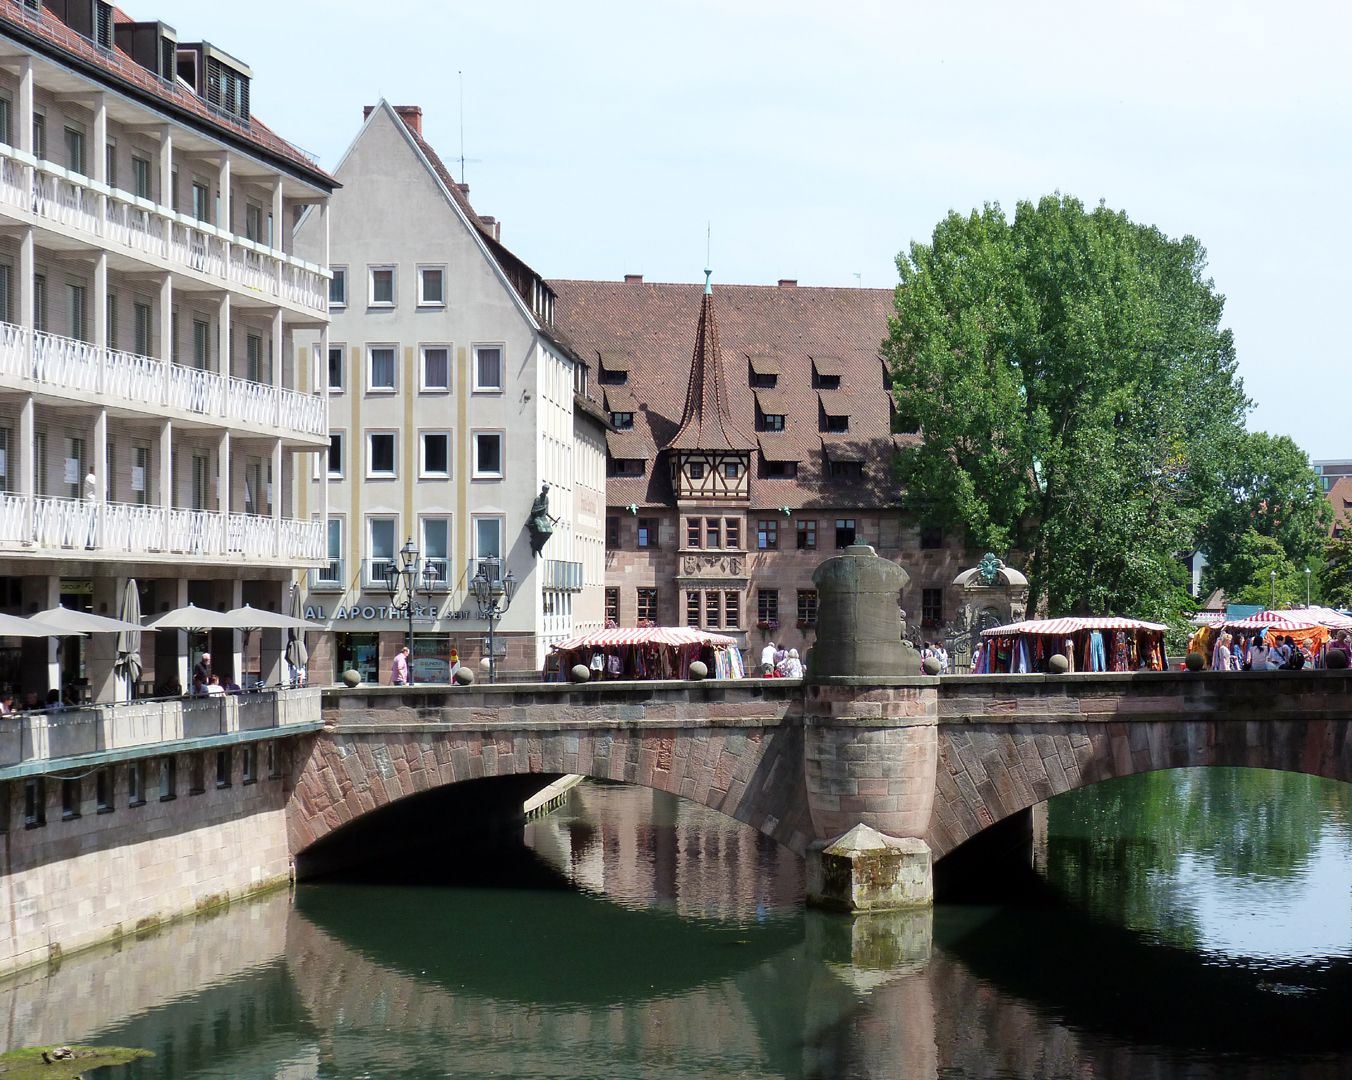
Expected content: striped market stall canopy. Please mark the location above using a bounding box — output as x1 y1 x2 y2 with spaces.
982 617 1169 637
554 627 741 650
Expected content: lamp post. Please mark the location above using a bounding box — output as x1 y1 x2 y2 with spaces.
384 537 439 686
1305 566 1312 607
470 556 516 684
1270 569 1277 610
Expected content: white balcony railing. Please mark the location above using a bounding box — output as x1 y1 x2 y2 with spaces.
0 495 324 564
0 142 327 316
0 322 327 440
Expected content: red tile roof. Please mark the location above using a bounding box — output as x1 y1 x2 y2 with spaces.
548 277 901 511
665 287 756 453
0 2 333 187
1327 476 1352 534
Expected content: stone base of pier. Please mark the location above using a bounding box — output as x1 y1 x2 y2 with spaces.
806 824 933 912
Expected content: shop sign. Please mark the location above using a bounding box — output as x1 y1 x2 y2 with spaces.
305 603 479 623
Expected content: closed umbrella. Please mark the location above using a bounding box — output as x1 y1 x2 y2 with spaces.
284 588 310 686
114 578 142 702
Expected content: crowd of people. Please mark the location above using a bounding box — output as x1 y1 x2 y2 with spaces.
758 641 804 678
1207 629 1350 671
920 641 951 673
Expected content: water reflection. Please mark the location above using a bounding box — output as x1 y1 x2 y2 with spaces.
0 771 1347 1078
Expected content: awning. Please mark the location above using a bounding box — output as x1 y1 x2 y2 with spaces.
1216 611 1319 632
982 617 1169 637
555 626 739 650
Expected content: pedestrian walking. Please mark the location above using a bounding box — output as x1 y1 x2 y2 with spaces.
391 646 410 685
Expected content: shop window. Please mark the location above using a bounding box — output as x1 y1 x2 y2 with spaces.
797 589 818 626
797 520 817 550
922 588 943 628
337 633 380 686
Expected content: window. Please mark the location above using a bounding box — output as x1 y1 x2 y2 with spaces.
417 265 445 306
420 345 451 392
327 432 344 479
605 587 619 626
242 745 257 784
473 344 504 391
127 762 144 806
829 460 864 479
797 589 819 625
133 301 153 356
268 742 283 779
685 590 700 627
686 518 700 548
599 363 626 385
724 591 740 629
215 748 232 788
758 519 779 550
920 525 944 550
0 96 10 146
192 317 210 369
246 332 266 383
763 460 797 479
191 180 210 222
473 516 503 560
723 462 739 479
32 113 45 161
67 283 87 342
420 431 451 478
758 589 779 625
244 203 263 243
637 518 658 548
368 516 397 586
318 517 343 587
421 517 450 588
835 518 857 548
609 458 645 476
158 756 176 800
33 274 46 333
705 591 720 629
922 587 943 628
369 265 395 306
23 778 44 827
750 371 776 389
705 517 721 549
611 412 634 430
106 289 117 348
797 520 817 549
105 139 117 188
724 519 741 549
812 366 841 390
0 263 11 324
472 431 504 479
131 154 151 199
824 414 849 433
688 462 705 480
62 777 80 819
189 753 206 794
637 588 658 623
64 125 85 174
367 431 396 478
328 344 345 392
760 413 785 431
329 267 347 307
367 345 396 391
606 515 620 549
96 768 112 813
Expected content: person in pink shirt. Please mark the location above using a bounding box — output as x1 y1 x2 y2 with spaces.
390 646 410 685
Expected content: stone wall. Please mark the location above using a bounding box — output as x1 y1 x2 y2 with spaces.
0 747 295 979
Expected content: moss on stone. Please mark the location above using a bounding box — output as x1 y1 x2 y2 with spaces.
0 1045 151 1077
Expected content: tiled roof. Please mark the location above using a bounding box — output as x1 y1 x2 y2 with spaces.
665 286 756 453
549 277 901 511
0 2 333 187
1327 476 1352 532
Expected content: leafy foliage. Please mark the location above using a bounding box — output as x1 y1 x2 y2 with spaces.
884 194 1248 617
1318 526 1352 609
1222 530 1314 608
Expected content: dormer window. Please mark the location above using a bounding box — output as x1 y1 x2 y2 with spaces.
611 412 634 431
824 414 849 433
751 371 776 388
749 354 780 388
812 356 843 389
609 458 645 477
760 413 785 432
599 353 630 385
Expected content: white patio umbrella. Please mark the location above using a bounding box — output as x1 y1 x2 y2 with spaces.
143 603 248 630
29 605 147 635
0 611 68 638
223 604 322 630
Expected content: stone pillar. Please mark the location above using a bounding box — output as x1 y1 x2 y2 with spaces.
804 542 936 910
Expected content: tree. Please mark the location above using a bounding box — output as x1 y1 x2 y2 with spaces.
1318 526 1352 609
1221 529 1312 608
883 194 1248 617
1200 432 1329 600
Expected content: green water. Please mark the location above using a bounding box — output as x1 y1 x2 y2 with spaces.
3 769 1351 1078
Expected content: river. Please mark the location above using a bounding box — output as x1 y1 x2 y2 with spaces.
2 767 1350 1078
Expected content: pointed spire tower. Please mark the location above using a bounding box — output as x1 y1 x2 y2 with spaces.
663 269 755 502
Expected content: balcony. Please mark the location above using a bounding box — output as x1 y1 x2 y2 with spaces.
0 146 328 317
543 559 584 591
0 321 326 441
0 494 324 566
0 688 322 772
309 558 346 592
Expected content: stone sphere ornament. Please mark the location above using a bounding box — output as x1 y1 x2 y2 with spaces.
480 656 492 671
570 664 592 683
688 660 709 681
1048 653 1069 674
454 667 474 685
922 656 942 676
1185 651 1206 672
341 669 361 688
1327 648 1349 670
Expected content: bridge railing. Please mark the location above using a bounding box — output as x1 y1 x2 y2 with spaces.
0 688 321 769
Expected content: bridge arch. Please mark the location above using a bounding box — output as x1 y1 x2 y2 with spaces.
929 714 1352 858
287 722 814 861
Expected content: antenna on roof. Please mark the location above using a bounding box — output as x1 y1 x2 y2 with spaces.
458 70 466 182
853 272 862 288
706 221 711 266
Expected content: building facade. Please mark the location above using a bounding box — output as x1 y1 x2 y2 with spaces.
0 1 332 699
549 274 971 661
295 102 605 684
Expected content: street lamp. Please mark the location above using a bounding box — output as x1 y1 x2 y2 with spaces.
1305 566 1312 607
384 537 440 685
1270 569 1277 610
470 556 516 684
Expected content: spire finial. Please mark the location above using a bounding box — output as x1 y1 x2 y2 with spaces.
703 267 712 296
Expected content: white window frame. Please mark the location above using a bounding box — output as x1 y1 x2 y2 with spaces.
365 515 398 588
472 342 505 393
472 515 504 560
320 430 344 480
471 429 505 480
366 343 397 393
417 264 446 307
329 266 347 308
420 514 452 590
366 429 398 480
325 342 345 394
419 429 452 480
419 343 452 393
317 514 344 588
368 264 396 308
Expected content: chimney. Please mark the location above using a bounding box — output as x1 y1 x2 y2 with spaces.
624 274 644 284
479 215 500 242
778 278 798 288
393 105 423 135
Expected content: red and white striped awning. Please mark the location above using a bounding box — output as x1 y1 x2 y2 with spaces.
554 626 740 650
982 616 1168 638
1214 610 1319 631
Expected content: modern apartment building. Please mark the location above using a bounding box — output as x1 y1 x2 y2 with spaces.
0 1 333 697
295 102 605 683
550 274 972 660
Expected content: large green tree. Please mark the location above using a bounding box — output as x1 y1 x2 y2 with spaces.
1200 432 1329 600
1318 527 1352 609
884 194 1248 616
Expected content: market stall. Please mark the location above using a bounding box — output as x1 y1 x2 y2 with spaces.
1188 610 1328 668
548 627 747 681
974 617 1168 673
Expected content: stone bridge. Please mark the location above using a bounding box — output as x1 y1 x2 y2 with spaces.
292 670 1352 904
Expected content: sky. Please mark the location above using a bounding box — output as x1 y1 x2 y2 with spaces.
175 0 1349 460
